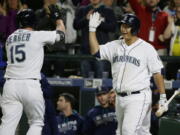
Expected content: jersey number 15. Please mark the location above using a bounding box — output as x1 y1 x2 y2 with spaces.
10 44 26 63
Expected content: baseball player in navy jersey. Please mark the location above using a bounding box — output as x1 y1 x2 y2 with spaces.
56 93 84 135
40 73 59 135
89 13 167 135
83 87 117 135
0 9 65 135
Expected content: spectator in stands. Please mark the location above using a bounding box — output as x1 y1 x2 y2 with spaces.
0 0 26 39
174 0 180 7
0 3 7 68
163 5 180 79
107 0 134 40
71 0 82 7
22 0 43 11
80 0 90 6
128 0 170 56
163 0 177 16
56 93 84 135
0 0 26 69
102 0 113 7
0 3 7 43
35 0 58 31
73 0 117 78
83 87 117 135
57 0 77 45
0 0 27 40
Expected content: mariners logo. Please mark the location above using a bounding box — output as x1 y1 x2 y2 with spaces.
112 55 140 67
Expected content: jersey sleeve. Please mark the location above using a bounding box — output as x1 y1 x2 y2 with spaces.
99 41 116 62
36 31 57 46
147 46 164 73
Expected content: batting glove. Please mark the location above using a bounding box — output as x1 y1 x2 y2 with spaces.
159 94 168 111
48 4 62 21
89 12 103 32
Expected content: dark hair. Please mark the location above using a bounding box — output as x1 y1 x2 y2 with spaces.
59 93 76 109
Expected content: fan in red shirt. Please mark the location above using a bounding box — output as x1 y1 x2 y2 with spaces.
128 0 170 55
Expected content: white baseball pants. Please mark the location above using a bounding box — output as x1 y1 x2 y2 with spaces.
116 89 152 135
0 79 45 135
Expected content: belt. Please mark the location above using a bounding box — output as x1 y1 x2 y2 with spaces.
117 90 140 97
6 78 38 80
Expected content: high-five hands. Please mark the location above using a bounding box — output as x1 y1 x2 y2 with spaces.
89 12 103 32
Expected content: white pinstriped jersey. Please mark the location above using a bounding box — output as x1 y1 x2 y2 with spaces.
5 29 57 79
99 38 163 92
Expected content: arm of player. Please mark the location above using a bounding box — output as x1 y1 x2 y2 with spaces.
89 12 103 55
56 19 65 33
153 73 166 94
89 30 99 55
153 72 168 110
55 19 66 42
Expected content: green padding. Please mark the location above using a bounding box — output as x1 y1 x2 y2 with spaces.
158 116 180 135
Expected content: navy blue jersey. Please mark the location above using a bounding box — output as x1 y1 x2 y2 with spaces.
40 73 54 99
40 73 59 135
56 111 84 135
83 105 117 135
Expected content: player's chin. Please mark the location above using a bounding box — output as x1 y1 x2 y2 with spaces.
121 34 129 39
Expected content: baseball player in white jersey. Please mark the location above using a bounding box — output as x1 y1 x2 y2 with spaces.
0 9 65 135
89 13 167 135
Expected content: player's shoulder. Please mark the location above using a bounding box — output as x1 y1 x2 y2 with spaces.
11 29 31 34
105 39 121 46
7 29 33 40
56 112 65 120
72 112 84 120
139 38 155 49
32 30 56 37
87 106 101 115
34 30 55 33
139 38 157 54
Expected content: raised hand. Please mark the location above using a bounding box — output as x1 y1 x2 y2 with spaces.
89 12 103 32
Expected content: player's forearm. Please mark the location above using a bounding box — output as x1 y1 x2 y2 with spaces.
56 19 65 33
89 32 100 55
153 73 166 94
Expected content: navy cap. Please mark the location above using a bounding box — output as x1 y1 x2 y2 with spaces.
96 86 109 95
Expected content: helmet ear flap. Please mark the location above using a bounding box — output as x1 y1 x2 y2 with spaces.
131 27 138 35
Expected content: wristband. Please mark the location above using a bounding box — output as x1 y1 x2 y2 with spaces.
89 27 96 32
160 94 166 99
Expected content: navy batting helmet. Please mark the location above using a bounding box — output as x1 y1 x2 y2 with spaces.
120 13 140 35
16 9 36 28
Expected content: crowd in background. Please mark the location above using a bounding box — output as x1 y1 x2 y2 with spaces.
0 0 179 80
0 0 180 135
